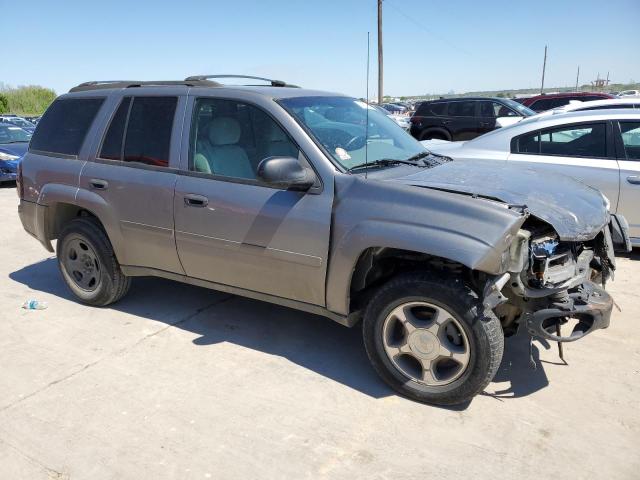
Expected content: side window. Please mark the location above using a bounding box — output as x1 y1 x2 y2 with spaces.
190 98 299 181
515 123 607 157
448 101 475 117
620 122 640 160
30 97 104 157
418 102 447 116
124 97 177 167
99 98 131 160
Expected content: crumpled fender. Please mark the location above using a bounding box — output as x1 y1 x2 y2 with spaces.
325 175 527 315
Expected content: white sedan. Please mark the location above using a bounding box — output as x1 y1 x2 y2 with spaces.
422 109 640 245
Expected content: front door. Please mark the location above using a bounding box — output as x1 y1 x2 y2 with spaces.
615 120 640 241
173 96 333 306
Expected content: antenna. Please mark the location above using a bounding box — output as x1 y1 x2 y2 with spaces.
365 31 370 179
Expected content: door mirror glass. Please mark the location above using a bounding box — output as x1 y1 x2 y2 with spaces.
257 156 316 191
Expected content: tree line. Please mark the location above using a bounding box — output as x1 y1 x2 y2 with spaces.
0 85 57 116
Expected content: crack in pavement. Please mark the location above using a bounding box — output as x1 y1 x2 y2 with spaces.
0 434 69 479
0 295 233 414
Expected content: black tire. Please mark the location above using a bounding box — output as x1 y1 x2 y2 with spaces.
420 130 449 141
57 217 131 306
362 272 503 406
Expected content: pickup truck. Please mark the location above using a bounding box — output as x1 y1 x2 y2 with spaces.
17 76 630 405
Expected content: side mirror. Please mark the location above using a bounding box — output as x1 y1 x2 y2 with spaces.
257 156 316 191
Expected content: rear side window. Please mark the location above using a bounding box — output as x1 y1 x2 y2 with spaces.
417 102 447 116
30 98 104 157
530 98 568 111
99 96 177 167
448 101 475 117
514 123 607 158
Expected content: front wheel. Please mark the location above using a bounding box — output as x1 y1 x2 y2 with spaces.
362 273 503 406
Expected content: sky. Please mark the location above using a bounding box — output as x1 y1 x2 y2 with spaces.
2 0 639 97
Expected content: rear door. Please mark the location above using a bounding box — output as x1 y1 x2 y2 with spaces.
507 121 620 210
173 94 333 306
614 120 640 241
80 92 186 273
447 100 479 140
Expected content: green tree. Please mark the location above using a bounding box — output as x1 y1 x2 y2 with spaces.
2 86 57 115
0 93 9 114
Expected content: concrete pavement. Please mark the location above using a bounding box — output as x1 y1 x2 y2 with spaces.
0 186 638 479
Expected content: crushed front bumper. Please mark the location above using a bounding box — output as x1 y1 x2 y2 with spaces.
523 281 612 343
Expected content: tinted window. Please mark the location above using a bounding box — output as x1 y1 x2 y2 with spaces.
190 98 299 180
448 101 475 117
30 98 104 156
516 123 607 157
99 97 131 160
479 101 518 117
123 97 177 167
417 102 447 116
530 98 569 111
620 122 640 160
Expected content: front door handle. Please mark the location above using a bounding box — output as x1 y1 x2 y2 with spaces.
442 120 452 125
184 194 208 207
89 179 108 190
627 175 640 185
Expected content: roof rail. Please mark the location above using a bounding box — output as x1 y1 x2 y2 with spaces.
184 75 299 88
69 79 222 93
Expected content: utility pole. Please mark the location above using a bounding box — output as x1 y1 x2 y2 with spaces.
377 0 383 104
575 65 580 91
540 45 547 94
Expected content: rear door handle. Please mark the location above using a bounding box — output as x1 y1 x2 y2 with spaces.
627 175 640 185
184 194 208 207
442 120 452 125
89 179 108 190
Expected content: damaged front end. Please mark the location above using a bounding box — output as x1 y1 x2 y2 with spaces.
484 214 629 347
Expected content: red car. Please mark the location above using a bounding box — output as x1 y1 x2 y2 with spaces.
517 92 615 112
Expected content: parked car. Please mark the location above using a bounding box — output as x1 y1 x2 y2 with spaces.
0 115 36 134
618 90 640 98
372 105 411 130
18 76 628 406
422 109 640 245
410 97 536 141
380 103 407 114
0 122 31 184
518 92 615 112
534 98 640 117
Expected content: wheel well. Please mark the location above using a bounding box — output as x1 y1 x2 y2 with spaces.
349 247 475 315
47 203 103 240
420 128 451 141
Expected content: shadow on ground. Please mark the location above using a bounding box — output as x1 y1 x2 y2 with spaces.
10 258 554 407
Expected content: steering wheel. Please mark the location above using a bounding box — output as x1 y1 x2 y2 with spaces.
344 135 367 150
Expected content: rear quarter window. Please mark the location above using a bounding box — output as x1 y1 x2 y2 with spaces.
416 102 447 116
29 97 105 157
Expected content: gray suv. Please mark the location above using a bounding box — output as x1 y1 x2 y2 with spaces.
17 76 630 406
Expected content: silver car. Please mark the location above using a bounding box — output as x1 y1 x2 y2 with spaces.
17 77 629 406
423 109 640 245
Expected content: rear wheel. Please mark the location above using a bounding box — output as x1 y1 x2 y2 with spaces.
57 217 130 306
362 272 503 405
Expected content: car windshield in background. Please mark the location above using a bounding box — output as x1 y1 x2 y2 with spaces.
502 98 535 116
0 125 32 144
8 118 35 128
279 96 427 170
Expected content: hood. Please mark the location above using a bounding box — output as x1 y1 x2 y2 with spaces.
388 159 608 241
421 139 467 154
0 142 29 158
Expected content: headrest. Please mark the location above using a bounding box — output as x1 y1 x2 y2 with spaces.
208 117 241 146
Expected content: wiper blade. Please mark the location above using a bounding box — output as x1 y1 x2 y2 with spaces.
346 158 420 172
405 151 431 162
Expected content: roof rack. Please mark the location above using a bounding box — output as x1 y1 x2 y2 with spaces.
184 75 299 88
69 79 222 93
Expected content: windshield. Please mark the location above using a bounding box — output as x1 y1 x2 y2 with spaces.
279 96 427 170
501 98 535 116
0 125 32 144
